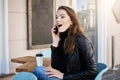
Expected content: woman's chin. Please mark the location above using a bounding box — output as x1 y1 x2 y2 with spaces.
58 29 65 33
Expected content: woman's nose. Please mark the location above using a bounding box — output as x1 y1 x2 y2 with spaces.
56 17 60 22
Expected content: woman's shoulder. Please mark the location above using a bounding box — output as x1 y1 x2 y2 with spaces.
76 34 92 47
76 34 88 42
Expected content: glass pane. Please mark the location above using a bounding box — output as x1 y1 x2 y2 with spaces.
77 0 97 61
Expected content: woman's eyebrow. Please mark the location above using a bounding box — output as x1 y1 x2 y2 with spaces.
60 14 65 16
56 14 65 17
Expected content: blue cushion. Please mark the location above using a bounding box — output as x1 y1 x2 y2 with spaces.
94 63 108 80
13 72 37 80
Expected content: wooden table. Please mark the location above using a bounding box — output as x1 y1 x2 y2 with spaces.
11 56 51 72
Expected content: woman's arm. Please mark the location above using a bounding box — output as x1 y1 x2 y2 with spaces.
63 36 98 80
51 45 60 69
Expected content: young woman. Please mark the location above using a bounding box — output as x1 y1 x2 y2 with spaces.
33 6 98 80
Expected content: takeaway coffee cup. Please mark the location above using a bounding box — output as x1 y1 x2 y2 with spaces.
36 53 43 66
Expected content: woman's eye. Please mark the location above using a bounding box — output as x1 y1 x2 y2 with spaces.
61 16 65 18
56 16 58 19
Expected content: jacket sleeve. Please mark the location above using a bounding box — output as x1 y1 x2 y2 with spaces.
50 45 60 68
50 45 66 72
63 37 98 80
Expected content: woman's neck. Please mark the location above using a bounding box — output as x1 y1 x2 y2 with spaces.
59 29 69 40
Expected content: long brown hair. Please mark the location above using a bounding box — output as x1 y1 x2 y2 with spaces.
58 6 85 54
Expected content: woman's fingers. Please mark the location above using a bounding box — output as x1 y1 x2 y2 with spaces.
44 67 63 79
51 26 55 31
45 67 55 73
48 74 56 78
45 67 55 75
45 67 52 71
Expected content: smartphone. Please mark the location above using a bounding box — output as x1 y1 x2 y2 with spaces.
54 26 58 34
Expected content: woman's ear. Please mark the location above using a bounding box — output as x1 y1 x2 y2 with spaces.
69 24 72 28
70 21 73 25
70 23 73 26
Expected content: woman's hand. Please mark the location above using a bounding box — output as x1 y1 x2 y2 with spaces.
45 67 63 79
51 26 60 47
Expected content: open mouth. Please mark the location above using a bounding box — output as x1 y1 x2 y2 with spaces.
58 24 62 27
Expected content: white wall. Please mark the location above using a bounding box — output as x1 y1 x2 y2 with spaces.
56 0 68 11
0 0 9 74
106 0 120 67
98 0 120 67
95 0 120 67
0 1 3 73
97 0 108 64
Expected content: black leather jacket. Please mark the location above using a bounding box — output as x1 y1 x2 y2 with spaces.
51 34 98 80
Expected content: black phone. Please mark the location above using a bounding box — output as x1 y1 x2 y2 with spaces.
54 26 58 34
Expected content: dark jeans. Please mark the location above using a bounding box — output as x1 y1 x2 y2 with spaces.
33 66 59 80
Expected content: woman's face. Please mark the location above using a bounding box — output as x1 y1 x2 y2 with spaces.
56 9 72 32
